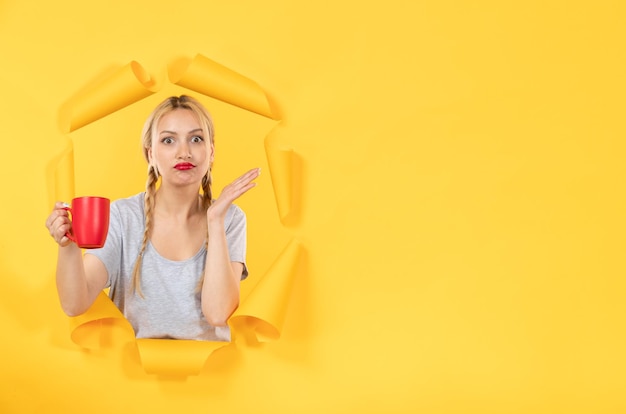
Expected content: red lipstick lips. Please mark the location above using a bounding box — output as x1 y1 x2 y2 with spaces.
174 163 195 170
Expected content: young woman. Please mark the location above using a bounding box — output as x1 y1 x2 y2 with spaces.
45 95 259 341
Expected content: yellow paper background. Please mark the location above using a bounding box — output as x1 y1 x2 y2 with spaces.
1 1 625 413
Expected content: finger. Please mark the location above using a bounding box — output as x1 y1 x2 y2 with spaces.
45 211 60 229
231 168 261 186
50 215 71 238
46 208 69 229
215 182 258 208
244 167 261 180
55 224 72 245
239 167 260 178
228 181 257 200
59 234 71 246
50 202 70 217
243 167 260 177
228 178 258 197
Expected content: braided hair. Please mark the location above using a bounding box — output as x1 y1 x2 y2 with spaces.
131 95 215 297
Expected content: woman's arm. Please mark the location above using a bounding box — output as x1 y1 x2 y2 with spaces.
201 168 259 326
202 221 244 326
47 202 108 316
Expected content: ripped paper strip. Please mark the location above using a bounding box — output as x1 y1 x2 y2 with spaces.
137 338 226 376
59 61 158 133
45 141 75 209
57 54 302 376
265 143 298 224
230 239 303 342
169 54 279 120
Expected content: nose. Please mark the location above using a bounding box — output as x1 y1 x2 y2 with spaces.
177 141 191 159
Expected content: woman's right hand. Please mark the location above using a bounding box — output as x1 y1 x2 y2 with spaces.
45 202 73 247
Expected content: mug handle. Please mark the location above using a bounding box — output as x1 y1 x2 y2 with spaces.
62 204 77 244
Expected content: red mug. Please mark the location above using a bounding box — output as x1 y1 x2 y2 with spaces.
63 196 110 249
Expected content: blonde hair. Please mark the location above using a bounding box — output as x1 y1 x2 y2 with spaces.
132 95 215 297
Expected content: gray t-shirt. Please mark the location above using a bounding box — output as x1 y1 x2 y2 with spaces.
86 193 248 341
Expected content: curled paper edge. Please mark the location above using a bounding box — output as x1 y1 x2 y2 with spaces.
69 291 134 349
59 61 158 133
46 139 75 207
136 339 227 376
265 141 299 224
169 54 280 120
231 238 303 343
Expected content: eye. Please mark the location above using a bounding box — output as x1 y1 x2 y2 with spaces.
191 135 204 143
161 137 174 144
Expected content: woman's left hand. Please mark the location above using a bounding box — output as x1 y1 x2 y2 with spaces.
207 168 260 223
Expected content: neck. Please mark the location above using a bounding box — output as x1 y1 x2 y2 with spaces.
154 185 202 219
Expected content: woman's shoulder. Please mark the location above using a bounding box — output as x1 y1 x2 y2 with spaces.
227 202 244 214
110 193 145 219
221 202 244 216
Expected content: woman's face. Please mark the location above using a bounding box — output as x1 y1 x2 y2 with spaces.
148 108 214 187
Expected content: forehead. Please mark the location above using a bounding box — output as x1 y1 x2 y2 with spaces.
157 108 202 132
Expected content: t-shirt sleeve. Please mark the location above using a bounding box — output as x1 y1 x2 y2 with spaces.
85 201 124 289
225 204 248 280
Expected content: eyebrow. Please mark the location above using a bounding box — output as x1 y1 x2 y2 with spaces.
159 128 203 135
